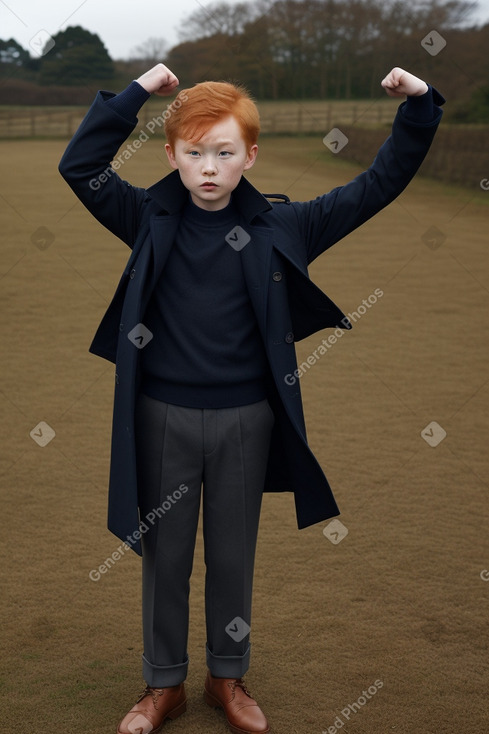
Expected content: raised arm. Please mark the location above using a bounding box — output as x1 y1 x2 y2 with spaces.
58 64 179 248
292 68 445 264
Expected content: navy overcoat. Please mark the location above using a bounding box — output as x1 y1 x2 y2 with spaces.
59 87 444 555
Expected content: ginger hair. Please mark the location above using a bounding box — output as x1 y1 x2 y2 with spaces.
164 81 260 149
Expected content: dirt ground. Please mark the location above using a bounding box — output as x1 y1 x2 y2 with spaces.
1 131 488 734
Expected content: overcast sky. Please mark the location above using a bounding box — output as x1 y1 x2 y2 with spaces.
1 0 488 59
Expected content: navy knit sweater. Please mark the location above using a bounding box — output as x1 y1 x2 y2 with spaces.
139 196 269 408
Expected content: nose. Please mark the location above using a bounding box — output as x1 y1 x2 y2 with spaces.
202 156 217 175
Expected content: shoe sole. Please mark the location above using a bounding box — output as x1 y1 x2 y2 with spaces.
203 689 270 734
116 698 187 734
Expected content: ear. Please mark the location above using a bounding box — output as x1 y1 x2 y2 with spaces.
243 144 258 172
165 143 178 170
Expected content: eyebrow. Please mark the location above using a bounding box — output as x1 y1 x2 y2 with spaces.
187 139 236 147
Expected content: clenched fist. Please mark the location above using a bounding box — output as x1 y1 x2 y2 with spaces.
136 63 179 96
381 67 428 97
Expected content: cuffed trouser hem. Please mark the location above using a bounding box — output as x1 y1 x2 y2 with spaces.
206 643 251 678
142 654 189 687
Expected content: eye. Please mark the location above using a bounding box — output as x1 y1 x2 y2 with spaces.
188 150 200 156
219 150 233 157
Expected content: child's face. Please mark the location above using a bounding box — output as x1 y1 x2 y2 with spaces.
165 115 258 211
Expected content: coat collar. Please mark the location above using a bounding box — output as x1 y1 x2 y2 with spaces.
145 169 273 223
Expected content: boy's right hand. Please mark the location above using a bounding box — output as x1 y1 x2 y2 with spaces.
136 63 179 96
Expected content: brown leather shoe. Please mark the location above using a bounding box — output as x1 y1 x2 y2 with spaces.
204 671 270 734
117 683 186 734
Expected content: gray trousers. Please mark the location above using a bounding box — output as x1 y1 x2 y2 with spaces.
134 392 275 687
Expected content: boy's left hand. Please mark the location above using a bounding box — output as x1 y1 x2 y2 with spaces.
381 67 428 97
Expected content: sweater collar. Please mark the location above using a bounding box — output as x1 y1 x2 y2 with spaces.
145 169 272 223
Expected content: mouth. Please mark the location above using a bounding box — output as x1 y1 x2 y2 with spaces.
200 182 218 189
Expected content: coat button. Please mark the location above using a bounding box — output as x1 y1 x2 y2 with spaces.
115 373 119 384
119 323 124 331
129 269 136 279
272 271 282 282
285 331 294 343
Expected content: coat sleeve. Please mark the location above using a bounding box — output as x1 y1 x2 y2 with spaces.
291 86 445 265
58 90 153 249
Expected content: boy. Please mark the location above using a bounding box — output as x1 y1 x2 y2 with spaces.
59 64 444 734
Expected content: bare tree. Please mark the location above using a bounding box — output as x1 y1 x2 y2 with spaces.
129 37 169 65
167 0 483 100
177 1 259 41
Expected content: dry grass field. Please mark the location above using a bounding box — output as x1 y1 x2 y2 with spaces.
1 129 488 734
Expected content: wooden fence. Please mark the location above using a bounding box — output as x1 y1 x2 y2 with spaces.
0 99 399 139
1 102 487 189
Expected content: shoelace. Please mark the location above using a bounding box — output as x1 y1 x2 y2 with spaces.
228 678 252 698
136 686 166 709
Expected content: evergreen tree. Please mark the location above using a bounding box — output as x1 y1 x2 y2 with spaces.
38 26 114 85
